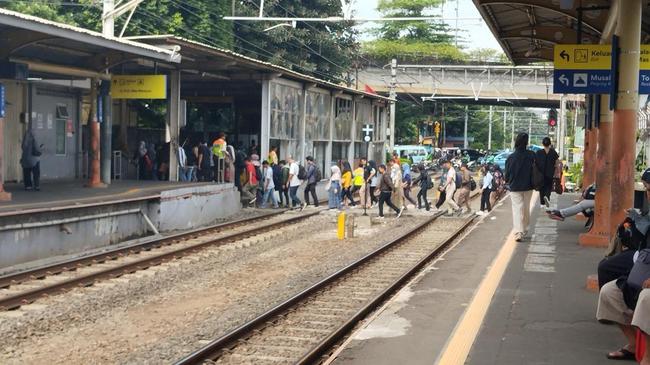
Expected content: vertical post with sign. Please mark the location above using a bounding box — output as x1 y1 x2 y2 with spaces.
362 123 373 216
0 83 10 200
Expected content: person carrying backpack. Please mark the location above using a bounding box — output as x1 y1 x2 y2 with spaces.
277 160 290 208
302 156 319 208
413 164 433 211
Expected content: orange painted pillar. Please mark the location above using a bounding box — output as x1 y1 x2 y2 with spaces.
610 0 641 235
0 113 11 201
580 95 612 247
87 79 103 188
582 101 598 188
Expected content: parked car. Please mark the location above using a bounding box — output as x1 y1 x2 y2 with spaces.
394 145 430 165
492 151 511 170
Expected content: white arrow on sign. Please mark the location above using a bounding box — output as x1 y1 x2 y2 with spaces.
559 74 569 86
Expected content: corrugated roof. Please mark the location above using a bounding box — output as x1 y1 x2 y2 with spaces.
0 8 180 63
131 35 392 102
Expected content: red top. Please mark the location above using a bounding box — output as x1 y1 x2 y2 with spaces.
246 162 258 185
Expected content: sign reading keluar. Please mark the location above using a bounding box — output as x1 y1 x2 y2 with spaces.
553 44 650 94
111 75 167 99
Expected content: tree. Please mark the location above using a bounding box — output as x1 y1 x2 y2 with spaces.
232 0 358 83
362 0 463 63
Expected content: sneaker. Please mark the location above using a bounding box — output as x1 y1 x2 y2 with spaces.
540 204 546 210
476 211 485 216
377 216 385 220
396 206 404 218
300 202 307 211
514 232 523 242
548 210 565 221
248 197 256 205
544 196 551 208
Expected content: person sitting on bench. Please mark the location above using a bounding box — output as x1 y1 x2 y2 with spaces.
546 183 595 221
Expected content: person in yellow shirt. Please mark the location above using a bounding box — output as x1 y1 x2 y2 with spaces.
267 146 278 166
341 161 356 207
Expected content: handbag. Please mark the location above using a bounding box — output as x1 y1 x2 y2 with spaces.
532 161 544 191
552 177 563 195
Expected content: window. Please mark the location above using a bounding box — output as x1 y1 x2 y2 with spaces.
56 119 66 155
334 98 352 141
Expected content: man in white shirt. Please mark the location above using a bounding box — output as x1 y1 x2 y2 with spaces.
440 160 460 215
178 144 191 182
285 156 302 209
261 160 278 208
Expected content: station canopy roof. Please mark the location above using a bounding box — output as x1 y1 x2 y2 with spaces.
473 0 650 65
0 8 180 77
131 35 391 101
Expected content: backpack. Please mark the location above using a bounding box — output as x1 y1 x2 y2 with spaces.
469 178 477 191
616 217 648 251
426 174 433 189
272 165 282 188
255 166 262 182
314 166 322 181
455 171 462 187
297 164 307 180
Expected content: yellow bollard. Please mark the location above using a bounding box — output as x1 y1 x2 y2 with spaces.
337 212 346 240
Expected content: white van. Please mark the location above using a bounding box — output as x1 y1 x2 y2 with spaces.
394 145 430 165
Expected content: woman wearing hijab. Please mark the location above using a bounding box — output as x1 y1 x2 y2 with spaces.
391 162 404 209
401 163 417 207
505 132 536 242
327 165 342 210
340 161 356 207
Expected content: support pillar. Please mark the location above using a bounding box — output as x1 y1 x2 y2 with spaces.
100 80 112 185
611 0 641 235
167 70 180 182
0 86 11 200
579 95 613 247
87 79 103 188
463 105 468 149
582 127 598 188
487 105 493 150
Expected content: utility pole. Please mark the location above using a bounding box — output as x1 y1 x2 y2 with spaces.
442 103 446 147
463 105 468 149
488 105 493 150
559 94 567 159
389 58 397 153
503 109 507 150
102 0 115 36
511 108 515 150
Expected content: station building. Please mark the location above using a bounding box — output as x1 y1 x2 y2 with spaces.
0 8 392 270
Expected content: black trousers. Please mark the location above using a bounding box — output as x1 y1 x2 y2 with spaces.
277 187 289 206
304 182 318 206
435 190 446 209
540 178 553 205
379 191 400 216
369 186 378 204
404 188 417 206
481 188 492 211
341 187 355 205
417 187 430 210
597 250 636 289
23 162 40 189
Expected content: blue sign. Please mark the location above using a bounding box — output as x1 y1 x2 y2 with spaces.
554 69 650 94
553 70 612 94
0 84 5 118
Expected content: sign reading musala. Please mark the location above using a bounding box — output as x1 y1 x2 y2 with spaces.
111 75 167 99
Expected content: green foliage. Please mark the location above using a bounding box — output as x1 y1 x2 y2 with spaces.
1 0 76 24
363 40 465 63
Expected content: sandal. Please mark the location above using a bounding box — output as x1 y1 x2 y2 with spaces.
606 348 636 361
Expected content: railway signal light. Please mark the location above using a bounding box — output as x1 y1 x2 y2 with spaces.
548 109 558 127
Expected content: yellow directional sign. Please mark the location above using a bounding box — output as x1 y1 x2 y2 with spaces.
554 44 650 70
111 75 167 99
554 45 612 70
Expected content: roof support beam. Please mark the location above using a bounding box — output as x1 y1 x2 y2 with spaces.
499 25 599 44
477 0 608 34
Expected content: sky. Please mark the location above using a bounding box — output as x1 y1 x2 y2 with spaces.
351 0 502 51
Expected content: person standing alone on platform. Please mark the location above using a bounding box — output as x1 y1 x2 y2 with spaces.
505 133 536 242
535 137 559 208
21 129 42 191
303 156 319 208
478 164 493 215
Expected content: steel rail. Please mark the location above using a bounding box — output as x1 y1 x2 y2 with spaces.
0 210 319 310
174 211 479 365
0 210 286 290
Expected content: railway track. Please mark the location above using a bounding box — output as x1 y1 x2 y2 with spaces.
176 213 477 365
0 209 320 311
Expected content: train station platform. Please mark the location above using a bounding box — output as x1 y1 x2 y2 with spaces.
329 193 619 365
0 180 241 272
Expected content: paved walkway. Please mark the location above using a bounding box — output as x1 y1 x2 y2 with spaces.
329 193 620 365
